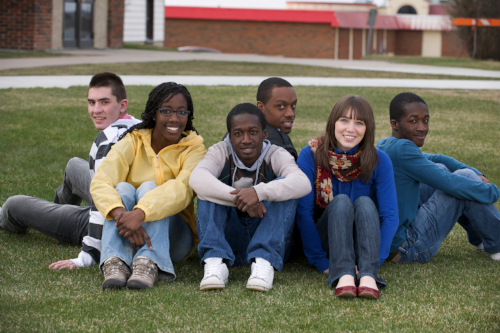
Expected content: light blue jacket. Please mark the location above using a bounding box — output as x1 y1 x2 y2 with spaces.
377 136 500 252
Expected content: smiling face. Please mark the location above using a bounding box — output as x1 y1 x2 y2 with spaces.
229 113 268 168
151 93 189 151
334 108 366 152
87 86 127 130
257 86 297 134
391 101 429 147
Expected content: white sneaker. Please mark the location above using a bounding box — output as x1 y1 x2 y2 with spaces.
246 258 274 292
476 243 485 252
476 243 500 261
200 258 229 291
490 252 500 261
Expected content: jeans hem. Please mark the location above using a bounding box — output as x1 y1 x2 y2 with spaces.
99 253 132 273
154 263 176 279
248 251 282 271
200 251 234 267
327 271 355 288
357 272 386 288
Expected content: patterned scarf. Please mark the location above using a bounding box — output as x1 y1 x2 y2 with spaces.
309 137 361 208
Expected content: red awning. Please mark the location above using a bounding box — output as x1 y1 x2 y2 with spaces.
165 6 339 26
334 12 399 30
164 6 454 31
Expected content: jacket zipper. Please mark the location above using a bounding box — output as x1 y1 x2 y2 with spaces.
155 154 161 184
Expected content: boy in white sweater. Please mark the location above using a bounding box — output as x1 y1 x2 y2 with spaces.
189 103 311 292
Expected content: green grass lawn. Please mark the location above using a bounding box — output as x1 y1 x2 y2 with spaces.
123 43 179 52
0 51 72 59
365 55 500 71
1 86 500 332
0 60 494 80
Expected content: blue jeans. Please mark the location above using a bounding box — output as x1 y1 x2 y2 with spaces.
196 198 297 271
399 166 500 263
100 182 193 280
316 195 384 288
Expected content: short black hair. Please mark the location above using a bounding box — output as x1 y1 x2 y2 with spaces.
390 92 428 122
120 82 197 140
89 72 127 101
226 103 267 133
256 77 293 105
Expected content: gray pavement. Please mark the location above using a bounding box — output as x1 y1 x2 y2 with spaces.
1 75 499 90
1 48 500 79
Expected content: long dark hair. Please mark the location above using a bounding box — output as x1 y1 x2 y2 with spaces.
119 82 197 140
315 94 378 183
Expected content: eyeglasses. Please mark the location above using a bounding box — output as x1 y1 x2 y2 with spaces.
158 109 191 117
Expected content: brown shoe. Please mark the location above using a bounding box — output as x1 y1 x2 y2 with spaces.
127 256 158 290
102 256 131 290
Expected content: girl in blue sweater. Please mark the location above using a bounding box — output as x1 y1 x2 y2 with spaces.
296 95 398 299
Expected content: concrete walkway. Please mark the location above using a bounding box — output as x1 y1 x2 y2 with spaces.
1 48 500 79
1 75 499 90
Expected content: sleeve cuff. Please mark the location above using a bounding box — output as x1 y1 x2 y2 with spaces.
70 251 96 268
134 205 150 222
252 185 264 202
316 258 330 273
104 203 125 221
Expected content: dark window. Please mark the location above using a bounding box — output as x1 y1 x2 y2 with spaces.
146 0 154 43
398 6 417 14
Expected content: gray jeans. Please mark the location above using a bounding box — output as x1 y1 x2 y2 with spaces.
1 158 195 263
0 157 91 246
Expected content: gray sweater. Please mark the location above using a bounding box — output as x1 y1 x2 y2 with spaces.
189 141 311 207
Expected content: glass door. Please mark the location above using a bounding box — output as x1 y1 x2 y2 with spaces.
62 0 94 48
63 0 78 47
79 0 94 48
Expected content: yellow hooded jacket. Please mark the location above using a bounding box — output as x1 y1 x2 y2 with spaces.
90 128 206 241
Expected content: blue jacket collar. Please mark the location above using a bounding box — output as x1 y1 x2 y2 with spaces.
333 145 359 155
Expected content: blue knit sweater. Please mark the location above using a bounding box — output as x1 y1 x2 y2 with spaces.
377 136 500 253
296 144 399 273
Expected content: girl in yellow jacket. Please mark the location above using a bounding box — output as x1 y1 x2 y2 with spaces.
90 82 206 290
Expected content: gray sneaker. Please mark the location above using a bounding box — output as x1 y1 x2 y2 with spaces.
102 256 131 290
127 256 158 290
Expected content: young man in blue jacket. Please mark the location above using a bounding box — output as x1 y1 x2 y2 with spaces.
377 92 500 263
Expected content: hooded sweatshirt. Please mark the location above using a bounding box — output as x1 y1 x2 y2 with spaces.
90 128 206 239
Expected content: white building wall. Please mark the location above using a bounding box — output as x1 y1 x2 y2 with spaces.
124 0 164 43
124 0 146 42
154 0 165 43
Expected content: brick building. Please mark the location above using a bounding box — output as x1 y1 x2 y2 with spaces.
164 1 466 59
0 0 125 50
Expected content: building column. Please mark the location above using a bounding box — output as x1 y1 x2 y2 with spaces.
422 31 442 57
51 0 63 49
334 27 339 60
362 29 366 57
348 28 353 60
94 0 109 49
383 29 387 55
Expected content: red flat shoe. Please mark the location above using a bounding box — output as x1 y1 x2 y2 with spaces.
335 286 357 298
357 286 379 299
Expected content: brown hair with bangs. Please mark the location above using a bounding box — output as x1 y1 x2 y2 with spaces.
315 94 378 183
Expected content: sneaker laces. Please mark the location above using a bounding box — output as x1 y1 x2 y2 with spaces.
132 258 158 279
102 257 129 278
250 263 271 281
204 264 223 279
